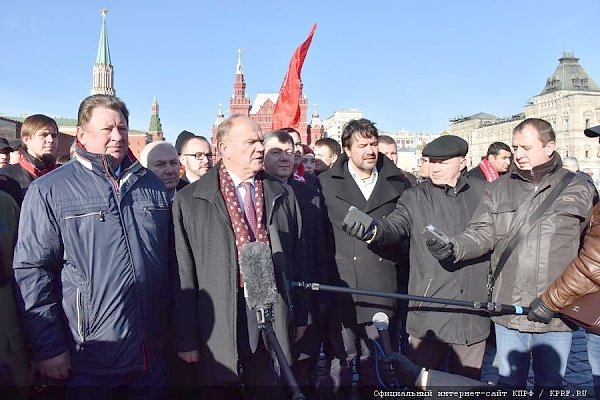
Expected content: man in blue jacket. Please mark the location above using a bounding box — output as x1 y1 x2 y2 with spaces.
12 94 172 399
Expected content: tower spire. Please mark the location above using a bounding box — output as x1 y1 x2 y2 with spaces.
148 96 163 141
91 8 115 95
236 48 243 75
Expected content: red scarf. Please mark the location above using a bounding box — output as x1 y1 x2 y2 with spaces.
19 152 57 178
293 162 305 183
478 158 500 182
218 163 269 287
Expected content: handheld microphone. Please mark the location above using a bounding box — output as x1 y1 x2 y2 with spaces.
239 242 279 323
372 312 393 356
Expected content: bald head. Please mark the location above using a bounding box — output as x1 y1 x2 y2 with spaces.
140 141 180 190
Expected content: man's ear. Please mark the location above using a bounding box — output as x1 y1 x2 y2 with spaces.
218 141 228 159
331 154 339 164
545 140 556 156
76 126 85 145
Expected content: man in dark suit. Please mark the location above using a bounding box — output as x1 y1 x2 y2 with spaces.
172 115 307 399
318 118 409 398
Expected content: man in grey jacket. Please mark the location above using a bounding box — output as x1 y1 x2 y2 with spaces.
343 135 490 380
427 118 595 389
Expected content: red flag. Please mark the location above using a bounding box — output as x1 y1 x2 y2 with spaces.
272 23 317 130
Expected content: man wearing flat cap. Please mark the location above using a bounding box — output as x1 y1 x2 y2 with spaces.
425 118 595 389
0 137 13 168
342 134 491 379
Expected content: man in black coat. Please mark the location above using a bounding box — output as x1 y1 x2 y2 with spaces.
262 129 331 398
343 135 490 380
318 118 409 398
172 115 307 399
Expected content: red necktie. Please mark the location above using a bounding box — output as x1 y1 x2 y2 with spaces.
240 182 258 241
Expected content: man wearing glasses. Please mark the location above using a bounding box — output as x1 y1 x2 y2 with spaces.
179 135 213 183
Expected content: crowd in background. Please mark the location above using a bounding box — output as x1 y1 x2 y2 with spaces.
0 94 599 400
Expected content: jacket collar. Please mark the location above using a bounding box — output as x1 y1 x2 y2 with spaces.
193 162 287 226
327 152 406 212
75 142 141 180
511 152 562 184
194 161 285 199
429 168 470 196
329 152 402 180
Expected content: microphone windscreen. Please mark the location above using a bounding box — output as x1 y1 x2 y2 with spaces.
372 312 390 331
239 242 279 310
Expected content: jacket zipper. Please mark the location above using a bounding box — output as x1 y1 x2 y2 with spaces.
102 158 148 371
418 276 434 308
143 206 169 215
76 287 85 342
65 211 105 221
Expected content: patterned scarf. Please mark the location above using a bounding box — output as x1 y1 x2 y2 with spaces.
478 158 500 182
218 162 269 287
19 152 57 178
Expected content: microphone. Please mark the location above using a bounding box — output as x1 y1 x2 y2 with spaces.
372 312 393 357
239 242 306 400
239 242 279 323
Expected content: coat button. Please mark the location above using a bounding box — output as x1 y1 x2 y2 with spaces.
353 256 357 261
382 215 386 219
379 257 383 261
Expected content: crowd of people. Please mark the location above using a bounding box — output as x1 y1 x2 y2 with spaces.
0 93 599 400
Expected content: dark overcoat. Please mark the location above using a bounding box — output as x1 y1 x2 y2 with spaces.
172 164 305 385
318 153 408 325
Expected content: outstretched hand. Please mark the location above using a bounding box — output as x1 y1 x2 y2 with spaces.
527 297 555 324
342 206 375 241
426 238 454 261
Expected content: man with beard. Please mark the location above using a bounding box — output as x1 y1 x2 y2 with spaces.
1 114 59 196
318 118 410 398
342 135 490 381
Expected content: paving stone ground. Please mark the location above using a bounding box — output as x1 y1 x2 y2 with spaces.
335 328 596 399
480 328 595 398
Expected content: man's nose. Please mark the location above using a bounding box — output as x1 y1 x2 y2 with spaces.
110 127 124 142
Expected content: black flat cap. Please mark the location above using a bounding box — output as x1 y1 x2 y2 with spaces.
175 130 196 154
422 135 469 159
584 125 600 138
0 137 13 152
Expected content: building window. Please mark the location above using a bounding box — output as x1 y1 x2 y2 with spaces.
586 150 590 158
586 119 591 129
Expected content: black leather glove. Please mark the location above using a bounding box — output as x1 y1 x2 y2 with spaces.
426 238 454 261
527 297 555 324
342 206 375 241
